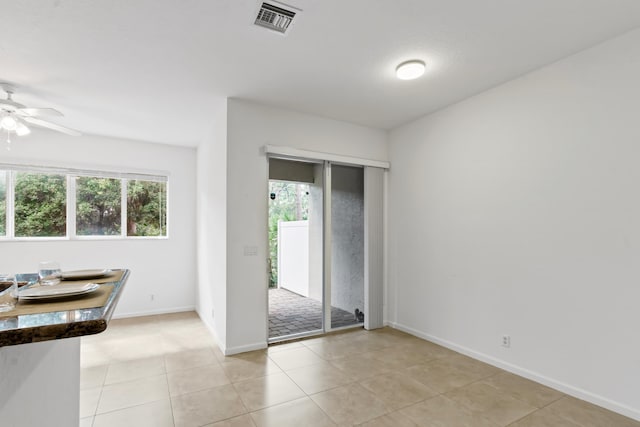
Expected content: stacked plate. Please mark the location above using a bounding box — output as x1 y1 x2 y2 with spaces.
61 269 113 280
19 283 100 301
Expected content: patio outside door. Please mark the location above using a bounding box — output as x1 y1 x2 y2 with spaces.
267 158 366 343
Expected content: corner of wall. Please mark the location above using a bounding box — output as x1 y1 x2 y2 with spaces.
195 99 229 351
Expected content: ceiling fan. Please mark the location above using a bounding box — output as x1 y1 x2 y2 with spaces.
0 83 81 149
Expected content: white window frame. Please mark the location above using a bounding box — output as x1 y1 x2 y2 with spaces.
0 164 169 241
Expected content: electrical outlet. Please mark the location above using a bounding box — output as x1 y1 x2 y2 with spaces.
150 294 155 301
502 335 511 348
211 309 215 319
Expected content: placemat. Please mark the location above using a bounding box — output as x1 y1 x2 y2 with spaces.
0 284 114 318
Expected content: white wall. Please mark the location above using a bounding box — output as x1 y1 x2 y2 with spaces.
225 99 387 353
0 129 197 317
388 28 640 420
196 100 228 347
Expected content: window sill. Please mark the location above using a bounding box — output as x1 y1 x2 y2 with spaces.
0 236 169 242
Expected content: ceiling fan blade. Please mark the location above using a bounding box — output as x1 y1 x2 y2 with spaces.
17 107 64 117
23 117 81 136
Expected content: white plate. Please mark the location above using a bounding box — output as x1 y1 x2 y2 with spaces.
19 283 100 300
61 269 113 280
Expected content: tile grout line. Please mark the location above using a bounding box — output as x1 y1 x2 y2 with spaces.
275 354 354 425
504 395 576 427
160 357 178 427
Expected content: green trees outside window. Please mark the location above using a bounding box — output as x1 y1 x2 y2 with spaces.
0 168 167 239
14 172 66 237
76 177 122 236
0 172 6 235
127 180 167 237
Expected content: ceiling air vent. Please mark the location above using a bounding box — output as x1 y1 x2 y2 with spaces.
255 2 296 34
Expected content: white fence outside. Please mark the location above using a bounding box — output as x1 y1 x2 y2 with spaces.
278 220 310 297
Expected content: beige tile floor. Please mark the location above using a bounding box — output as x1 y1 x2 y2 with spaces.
80 312 639 427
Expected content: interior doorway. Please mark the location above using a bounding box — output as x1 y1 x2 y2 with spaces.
267 158 365 342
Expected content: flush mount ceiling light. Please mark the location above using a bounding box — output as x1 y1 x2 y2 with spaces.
0 84 80 150
396 60 426 80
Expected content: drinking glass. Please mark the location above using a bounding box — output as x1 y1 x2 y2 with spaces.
38 261 62 286
0 274 18 312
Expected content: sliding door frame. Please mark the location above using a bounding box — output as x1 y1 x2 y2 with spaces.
323 162 333 332
266 147 389 343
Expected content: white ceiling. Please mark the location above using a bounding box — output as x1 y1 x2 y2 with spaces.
2 0 640 147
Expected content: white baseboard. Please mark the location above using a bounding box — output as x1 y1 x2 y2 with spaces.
390 322 640 422
194 309 226 356
111 307 266 357
191 309 266 357
112 306 196 319
224 341 267 356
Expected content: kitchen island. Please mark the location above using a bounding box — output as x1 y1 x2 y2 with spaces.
0 269 129 427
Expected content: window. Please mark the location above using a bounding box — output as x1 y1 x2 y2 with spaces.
0 171 6 236
15 172 66 237
127 180 166 237
0 164 168 240
76 177 122 236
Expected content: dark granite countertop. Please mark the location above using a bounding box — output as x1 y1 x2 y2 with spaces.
0 269 130 347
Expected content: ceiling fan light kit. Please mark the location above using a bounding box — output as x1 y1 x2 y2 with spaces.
0 115 18 131
0 83 80 150
16 122 30 136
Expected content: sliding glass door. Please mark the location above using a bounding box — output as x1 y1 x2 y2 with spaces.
327 164 365 330
268 159 324 341
268 158 369 342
